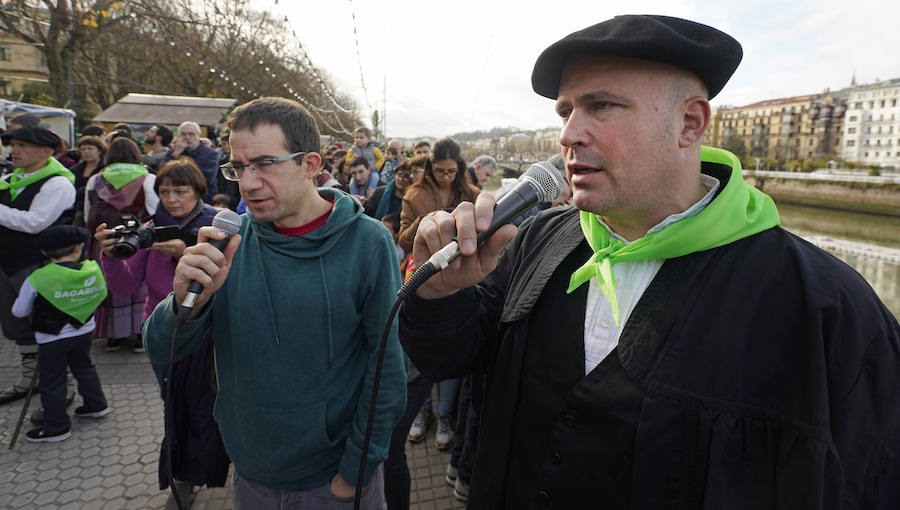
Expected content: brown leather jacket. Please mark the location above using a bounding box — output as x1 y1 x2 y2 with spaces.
398 182 479 252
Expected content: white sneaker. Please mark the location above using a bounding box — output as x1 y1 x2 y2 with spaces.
446 464 458 487
407 407 433 443
453 478 469 503
434 413 454 450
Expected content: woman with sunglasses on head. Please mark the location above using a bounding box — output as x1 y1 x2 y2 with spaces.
397 138 479 253
92 158 229 508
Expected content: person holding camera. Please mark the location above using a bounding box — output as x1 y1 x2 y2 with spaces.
93 157 228 507
84 137 158 352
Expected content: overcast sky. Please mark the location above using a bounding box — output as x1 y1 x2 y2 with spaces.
263 0 900 139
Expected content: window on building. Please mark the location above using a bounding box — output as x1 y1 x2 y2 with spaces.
849 115 858 122
880 100 885 108
847 140 855 147
854 102 862 109
0 47 10 61
0 77 10 96
848 127 857 134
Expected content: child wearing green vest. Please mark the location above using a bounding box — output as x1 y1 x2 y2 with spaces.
12 225 110 442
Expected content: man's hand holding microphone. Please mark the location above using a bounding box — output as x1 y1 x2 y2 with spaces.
173 210 242 317
412 195 518 299
404 157 567 300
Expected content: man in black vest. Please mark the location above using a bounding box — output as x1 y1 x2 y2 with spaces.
400 15 900 509
0 126 76 405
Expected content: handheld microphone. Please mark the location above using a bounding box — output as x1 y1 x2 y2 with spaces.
398 157 566 298
179 209 242 312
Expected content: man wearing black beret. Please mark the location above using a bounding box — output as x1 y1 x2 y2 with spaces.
0 126 77 405
400 15 900 509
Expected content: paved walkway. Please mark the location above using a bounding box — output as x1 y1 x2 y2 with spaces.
0 336 464 509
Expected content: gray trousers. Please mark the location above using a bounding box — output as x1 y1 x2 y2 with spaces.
232 464 386 510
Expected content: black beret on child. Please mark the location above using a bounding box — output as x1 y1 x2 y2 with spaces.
531 14 743 100
38 225 91 251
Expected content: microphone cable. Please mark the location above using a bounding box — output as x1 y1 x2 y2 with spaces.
352 270 437 510
352 158 566 508
165 306 193 510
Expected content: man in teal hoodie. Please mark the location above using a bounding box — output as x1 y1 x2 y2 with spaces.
144 97 406 509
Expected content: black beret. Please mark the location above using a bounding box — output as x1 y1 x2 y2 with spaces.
38 225 90 251
532 15 742 100
1 126 62 149
10 113 41 128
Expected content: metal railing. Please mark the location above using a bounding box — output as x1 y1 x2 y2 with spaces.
743 170 900 184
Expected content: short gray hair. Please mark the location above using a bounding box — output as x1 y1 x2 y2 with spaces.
472 155 497 170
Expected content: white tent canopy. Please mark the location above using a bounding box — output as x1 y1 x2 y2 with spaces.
0 100 77 147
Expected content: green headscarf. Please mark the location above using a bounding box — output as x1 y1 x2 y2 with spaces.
102 162 148 189
0 157 75 200
567 146 780 326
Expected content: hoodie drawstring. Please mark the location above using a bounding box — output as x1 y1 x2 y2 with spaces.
319 259 334 368
254 236 280 344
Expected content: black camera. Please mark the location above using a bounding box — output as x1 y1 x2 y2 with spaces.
106 216 181 259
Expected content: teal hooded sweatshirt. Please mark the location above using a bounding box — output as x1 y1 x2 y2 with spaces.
144 188 407 490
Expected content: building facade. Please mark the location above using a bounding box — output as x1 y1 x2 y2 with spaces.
841 79 900 169
706 90 847 166
0 31 49 97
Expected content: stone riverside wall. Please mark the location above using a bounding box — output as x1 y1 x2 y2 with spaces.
745 177 900 216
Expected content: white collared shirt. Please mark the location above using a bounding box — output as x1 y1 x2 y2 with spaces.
0 170 75 234
583 174 720 374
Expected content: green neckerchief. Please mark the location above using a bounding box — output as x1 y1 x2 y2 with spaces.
102 162 148 190
28 260 108 323
0 157 76 200
567 146 780 327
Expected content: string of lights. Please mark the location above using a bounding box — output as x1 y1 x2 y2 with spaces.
123 2 355 135
6 1 358 136
347 0 375 116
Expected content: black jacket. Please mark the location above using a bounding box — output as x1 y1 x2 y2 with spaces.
400 166 900 509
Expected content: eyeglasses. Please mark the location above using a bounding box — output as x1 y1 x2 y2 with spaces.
433 168 458 177
220 152 306 181
394 171 413 180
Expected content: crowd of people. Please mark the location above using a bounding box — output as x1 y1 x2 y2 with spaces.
0 96 555 509
2 12 899 510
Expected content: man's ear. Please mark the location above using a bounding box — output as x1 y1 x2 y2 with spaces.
679 96 711 148
303 152 323 176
